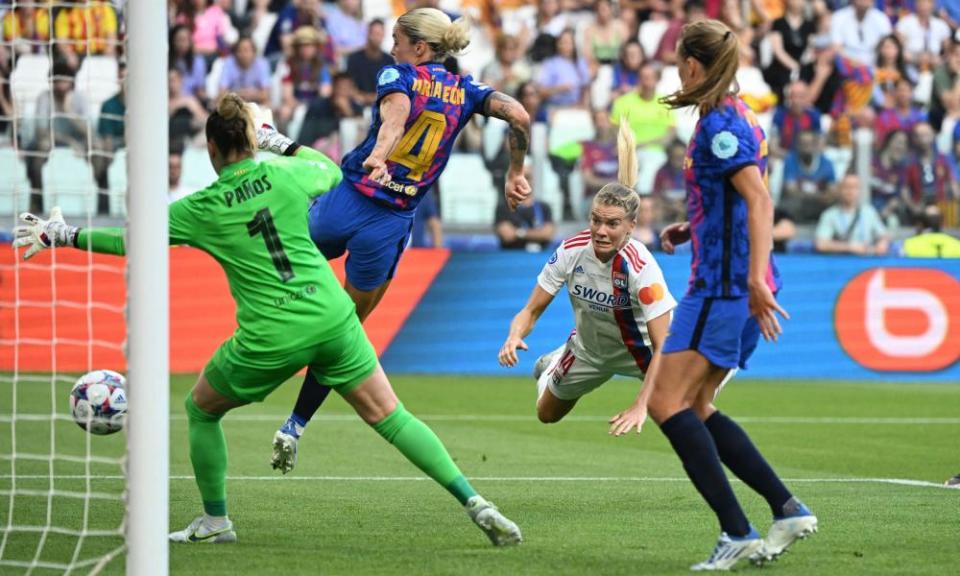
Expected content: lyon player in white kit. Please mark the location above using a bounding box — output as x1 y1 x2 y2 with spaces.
499 124 676 427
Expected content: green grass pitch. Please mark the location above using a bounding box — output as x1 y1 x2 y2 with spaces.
1 375 958 575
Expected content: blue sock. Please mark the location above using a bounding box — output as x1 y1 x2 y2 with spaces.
283 371 332 438
659 409 751 537
705 411 793 518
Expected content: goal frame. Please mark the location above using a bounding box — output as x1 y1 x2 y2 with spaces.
125 3 169 575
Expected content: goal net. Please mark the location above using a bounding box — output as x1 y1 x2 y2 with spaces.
0 2 166 573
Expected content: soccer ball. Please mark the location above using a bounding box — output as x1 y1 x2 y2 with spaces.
70 370 127 435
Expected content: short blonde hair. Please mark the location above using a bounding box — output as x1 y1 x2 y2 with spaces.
396 7 471 59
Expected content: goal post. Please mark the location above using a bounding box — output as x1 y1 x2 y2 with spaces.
125 1 169 574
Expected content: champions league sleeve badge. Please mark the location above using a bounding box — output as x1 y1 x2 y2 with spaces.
711 131 739 160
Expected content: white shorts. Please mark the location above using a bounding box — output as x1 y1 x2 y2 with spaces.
537 337 738 402
538 339 643 401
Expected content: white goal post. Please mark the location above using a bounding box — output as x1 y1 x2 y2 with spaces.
125 2 169 575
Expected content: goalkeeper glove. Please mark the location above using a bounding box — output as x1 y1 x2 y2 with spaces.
13 207 79 260
250 104 297 156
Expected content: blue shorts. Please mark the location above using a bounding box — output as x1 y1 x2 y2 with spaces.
308 181 414 291
663 296 760 370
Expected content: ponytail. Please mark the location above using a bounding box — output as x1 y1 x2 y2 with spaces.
660 19 740 115
206 93 257 158
397 7 471 59
593 117 641 221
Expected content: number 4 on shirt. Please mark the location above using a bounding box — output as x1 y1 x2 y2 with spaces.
388 110 446 181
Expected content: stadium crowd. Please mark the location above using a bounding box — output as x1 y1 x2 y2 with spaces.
1 0 959 256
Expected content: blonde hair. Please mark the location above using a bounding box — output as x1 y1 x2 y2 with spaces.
660 19 740 115
593 119 641 221
206 93 257 157
396 7 471 59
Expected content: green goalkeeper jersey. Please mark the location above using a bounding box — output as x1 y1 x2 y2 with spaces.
77 148 356 353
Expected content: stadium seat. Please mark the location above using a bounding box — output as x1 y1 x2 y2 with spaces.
0 148 32 215
548 108 594 152
591 65 614 110
42 148 97 217
656 66 682 99
438 154 496 227
11 54 50 113
107 148 127 217
206 57 225 102
181 146 218 192
638 20 669 60
76 57 120 122
482 117 507 161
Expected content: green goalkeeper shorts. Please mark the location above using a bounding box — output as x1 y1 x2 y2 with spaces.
203 316 378 404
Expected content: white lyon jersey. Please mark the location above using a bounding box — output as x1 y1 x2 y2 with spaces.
537 231 677 372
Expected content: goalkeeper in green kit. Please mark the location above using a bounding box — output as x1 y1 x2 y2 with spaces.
13 93 522 546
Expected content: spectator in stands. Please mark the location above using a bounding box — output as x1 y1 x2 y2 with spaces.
2 1 51 57
655 1 707 65
815 174 890 255
54 0 118 70
939 0 960 29
0 45 11 141
176 0 237 60
238 0 278 56
345 18 392 107
902 203 960 257
495 187 556 251
770 80 822 157
169 151 190 203
580 109 619 198
411 186 443 248
871 129 910 227
518 80 546 125
324 0 367 60
611 40 644 99
830 0 892 67
773 208 797 253
875 78 928 149
481 34 532 98
94 61 127 215
872 35 912 109
170 24 209 103
764 0 815 102
610 63 676 153
651 139 687 224
582 0 629 72
26 61 89 213
168 67 209 151
279 26 332 129
265 0 326 61
781 129 837 223
298 72 363 160
931 40 960 131
895 0 952 72
537 29 591 109
525 0 573 47
219 35 271 105
631 195 660 250
903 121 959 219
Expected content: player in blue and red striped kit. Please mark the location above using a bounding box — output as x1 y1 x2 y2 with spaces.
266 7 532 473
608 20 817 571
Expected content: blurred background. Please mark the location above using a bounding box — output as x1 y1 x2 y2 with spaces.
0 0 958 254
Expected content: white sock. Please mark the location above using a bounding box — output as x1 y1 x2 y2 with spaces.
203 514 229 529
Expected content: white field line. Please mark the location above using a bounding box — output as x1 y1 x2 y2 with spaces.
0 475 953 490
169 414 960 425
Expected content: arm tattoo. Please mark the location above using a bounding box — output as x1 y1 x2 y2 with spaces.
485 92 530 171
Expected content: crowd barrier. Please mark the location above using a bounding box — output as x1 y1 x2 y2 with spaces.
1 247 957 382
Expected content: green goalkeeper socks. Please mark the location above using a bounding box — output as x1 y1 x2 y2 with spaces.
185 393 228 517
373 402 478 505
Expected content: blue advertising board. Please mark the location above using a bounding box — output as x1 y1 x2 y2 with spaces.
381 252 960 381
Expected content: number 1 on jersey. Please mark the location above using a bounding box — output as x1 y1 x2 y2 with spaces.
247 208 294 283
388 110 446 181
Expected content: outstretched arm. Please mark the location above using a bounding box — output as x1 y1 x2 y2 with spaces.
364 92 412 185
608 312 670 436
498 285 554 368
15 209 130 257
483 91 532 209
